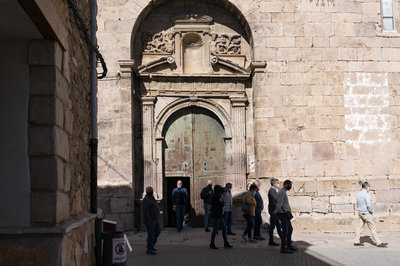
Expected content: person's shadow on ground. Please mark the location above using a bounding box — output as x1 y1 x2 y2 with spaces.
360 236 376 246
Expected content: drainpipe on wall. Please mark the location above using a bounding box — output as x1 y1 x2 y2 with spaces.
89 0 101 265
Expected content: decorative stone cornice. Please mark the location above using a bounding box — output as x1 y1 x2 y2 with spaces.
230 97 248 107
210 56 250 74
172 14 213 25
137 56 175 74
118 59 135 78
142 96 156 106
250 61 267 73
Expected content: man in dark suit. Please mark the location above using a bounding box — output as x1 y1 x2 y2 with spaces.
268 178 282 246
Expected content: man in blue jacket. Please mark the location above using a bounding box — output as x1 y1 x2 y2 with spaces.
172 180 189 232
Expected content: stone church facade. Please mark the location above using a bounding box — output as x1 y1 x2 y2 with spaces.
97 0 400 232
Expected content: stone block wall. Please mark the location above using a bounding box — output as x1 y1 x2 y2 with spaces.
98 185 135 231
27 0 92 226
96 0 400 231
249 0 400 231
1 0 97 265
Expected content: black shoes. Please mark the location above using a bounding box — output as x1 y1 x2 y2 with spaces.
280 248 294 254
269 242 279 246
146 250 156 255
354 243 364 246
224 242 233 249
210 243 233 249
288 245 298 251
227 232 236 235
241 234 248 242
377 242 388 247
205 228 210 232
253 236 266 240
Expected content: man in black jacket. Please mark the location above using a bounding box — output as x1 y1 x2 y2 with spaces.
142 186 160 255
209 185 233 249
268 178 282 246
200 179 213 232
172 180 188 232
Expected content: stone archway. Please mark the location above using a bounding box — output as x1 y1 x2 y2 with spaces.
117 0 267 228
161 106 226 226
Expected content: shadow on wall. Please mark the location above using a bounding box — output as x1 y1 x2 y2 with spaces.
97 185 135 232
160 192 245 228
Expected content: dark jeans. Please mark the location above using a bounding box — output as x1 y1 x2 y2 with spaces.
277 213 293 249
145 220 161 253
175 204 185 230
223 211 233 233
211 217 227 244
268 212 282 243
254 208 262 236
243 214 255 239
204 203 211 229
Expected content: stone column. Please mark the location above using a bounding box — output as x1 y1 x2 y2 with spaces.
250 61 267 180
230 97 247 191
142 96 157 197
28 40 70 224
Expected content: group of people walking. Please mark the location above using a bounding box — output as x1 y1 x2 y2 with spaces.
142 179 388 255
208 178 297 253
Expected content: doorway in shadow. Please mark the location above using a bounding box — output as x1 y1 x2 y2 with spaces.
164 176 191 227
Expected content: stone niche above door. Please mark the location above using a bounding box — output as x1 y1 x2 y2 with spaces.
137 14 251 77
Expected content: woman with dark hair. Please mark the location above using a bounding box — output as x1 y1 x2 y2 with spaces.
241 183 258 243
209 185 233 249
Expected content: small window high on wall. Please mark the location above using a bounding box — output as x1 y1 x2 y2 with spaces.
382 0 395 30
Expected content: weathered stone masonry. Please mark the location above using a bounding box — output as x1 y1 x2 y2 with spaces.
97 0 400 232
0 0 96 265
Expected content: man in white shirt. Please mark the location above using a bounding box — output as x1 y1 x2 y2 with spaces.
354 182 388 247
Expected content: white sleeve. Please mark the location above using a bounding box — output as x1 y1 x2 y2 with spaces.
366 193 373 213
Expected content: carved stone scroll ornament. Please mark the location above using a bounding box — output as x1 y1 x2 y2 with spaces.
211 34 241 55
143 31 174 54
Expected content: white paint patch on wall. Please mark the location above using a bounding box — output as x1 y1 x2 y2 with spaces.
343 73 390 149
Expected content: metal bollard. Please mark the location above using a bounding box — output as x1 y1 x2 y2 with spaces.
102 231 127 266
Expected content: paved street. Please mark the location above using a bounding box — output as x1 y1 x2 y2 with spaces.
126 227 400 266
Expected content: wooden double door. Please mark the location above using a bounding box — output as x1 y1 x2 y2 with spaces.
163 107 226 227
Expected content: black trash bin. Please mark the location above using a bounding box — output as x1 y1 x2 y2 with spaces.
102 231 127 266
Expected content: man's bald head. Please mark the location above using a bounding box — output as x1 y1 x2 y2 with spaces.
207 180 212 185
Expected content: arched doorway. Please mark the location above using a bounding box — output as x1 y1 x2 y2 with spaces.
124 0 257 230
162 107 226 227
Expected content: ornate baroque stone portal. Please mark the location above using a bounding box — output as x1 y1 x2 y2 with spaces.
122 14 259 203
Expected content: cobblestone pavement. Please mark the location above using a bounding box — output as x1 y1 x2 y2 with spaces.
126 227 400 266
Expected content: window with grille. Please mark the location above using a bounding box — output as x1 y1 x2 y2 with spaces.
382 0 395 30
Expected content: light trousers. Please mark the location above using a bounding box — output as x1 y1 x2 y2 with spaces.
354 212 381 245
